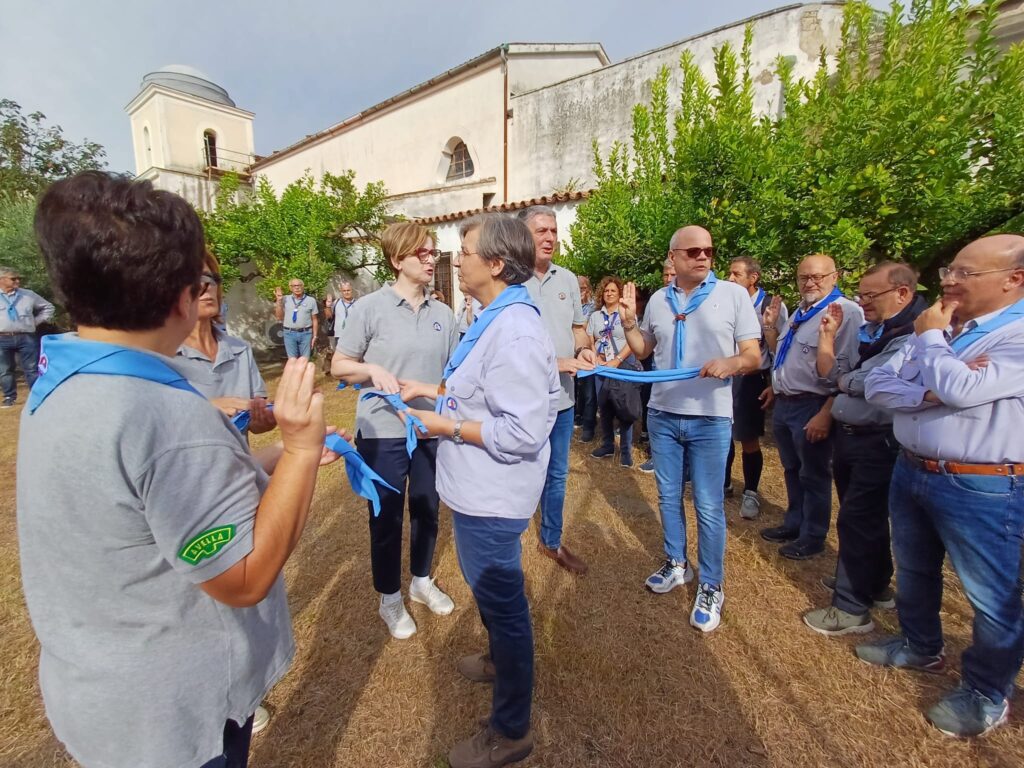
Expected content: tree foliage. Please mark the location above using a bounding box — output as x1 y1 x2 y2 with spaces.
566 0 1024 296
200 171 392 298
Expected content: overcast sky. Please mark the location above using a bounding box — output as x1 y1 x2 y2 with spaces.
2 1 876 174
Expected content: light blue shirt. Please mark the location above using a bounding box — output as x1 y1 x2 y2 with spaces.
865 305 1024 463
0 288 55 333
435 303 560 519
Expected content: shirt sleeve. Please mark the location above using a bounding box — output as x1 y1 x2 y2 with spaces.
586 312 600 340
32 291 56 323
569 275 585 326
137 440 263 584
865 338 934 412
336 296 370 359
918 328 1024 408
308 297 319 316
843 335 908 397
480 335 558 463
734 292 762 342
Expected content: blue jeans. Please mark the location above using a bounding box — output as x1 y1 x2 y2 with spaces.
452 512 533 739
772 395 833 543
539 406 574 550
647 409 731 587
890 455 1024 704
282 329 312 358
0 333 40 401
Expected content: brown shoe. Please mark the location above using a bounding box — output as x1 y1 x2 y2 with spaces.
458 653 496 683
448 724 534 768
538 542 588 575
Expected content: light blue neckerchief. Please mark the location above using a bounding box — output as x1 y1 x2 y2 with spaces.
2 290 20 323
949 296 1024 354
324 433 398 517
773 287 843 369
665 272 718 368
752 286 766 313
858 322 885 345
359 391 429 458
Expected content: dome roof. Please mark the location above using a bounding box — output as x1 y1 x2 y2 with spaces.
141 65 235 107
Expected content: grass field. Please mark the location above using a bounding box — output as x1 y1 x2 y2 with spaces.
1 369 1022 768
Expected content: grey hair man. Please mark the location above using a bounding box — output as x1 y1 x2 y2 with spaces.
0 264 55 408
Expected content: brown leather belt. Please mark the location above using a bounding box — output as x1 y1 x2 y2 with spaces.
902 450 1024 476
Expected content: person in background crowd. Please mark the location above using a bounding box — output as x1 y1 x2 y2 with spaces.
432 288 446 304
332 222 459 639
399 213 558 768
760 255 863 560
0 265 55 408
725 256 788 518
274 278 318 359
519 205 595 575
620 226 761 632
587 275 637 467
638 257 676 473
575 275 598 441
324 280 357 371
859 235 1024 738
802 261 925 637
18 170 341 768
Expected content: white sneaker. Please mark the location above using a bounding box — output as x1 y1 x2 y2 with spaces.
740 490 761 520
252 705 270 735
379 597 417 639
645 559 694 594
409 577 455 615
690 582 724 633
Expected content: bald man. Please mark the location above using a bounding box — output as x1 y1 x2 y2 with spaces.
859 235 1024 738
619 225 761 632
760 255 863 560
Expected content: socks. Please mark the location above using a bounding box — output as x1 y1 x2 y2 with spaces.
410 575 432 592
380 590 403 606
742 449 764 494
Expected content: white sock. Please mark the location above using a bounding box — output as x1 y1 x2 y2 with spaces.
380 590 403 606
411 575 432 592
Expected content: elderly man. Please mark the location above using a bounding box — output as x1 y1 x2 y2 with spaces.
0 266 55 408
802 262 925 636
725 256 788 517
274 278 319 359
518 206 595 574
619 226 761 632
325 280 357 345
760 255 863 559
857 235 1024 738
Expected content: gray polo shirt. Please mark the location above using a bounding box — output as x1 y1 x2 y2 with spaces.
586 308 636 367
0 287 55 333
332 299 358 338
832 333 911 427
640 278 762 418
771 296 864 396
525 264 585 411
176 329 268 400
282 293 318 330
17 351 293 768
337 284 458 439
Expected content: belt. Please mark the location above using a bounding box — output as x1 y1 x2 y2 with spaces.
284 327 312 332
902 449 1024 476
837 422 891 436
775 392 828 402
0 331 29 336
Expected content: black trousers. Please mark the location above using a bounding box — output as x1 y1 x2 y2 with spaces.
832 426 900 615
199 716 254 768
575 376 597 430
356 436 440 595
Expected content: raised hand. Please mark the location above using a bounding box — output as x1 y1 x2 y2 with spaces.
620 282 638 325
274 357 326 456
819 302 844 339
762 295 782 328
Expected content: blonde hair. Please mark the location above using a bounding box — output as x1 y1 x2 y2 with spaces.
381 222 432 276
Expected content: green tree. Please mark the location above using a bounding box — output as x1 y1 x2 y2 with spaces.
200 171 392 297
0 195 49 296
566 0 1024 296
0 99 107 198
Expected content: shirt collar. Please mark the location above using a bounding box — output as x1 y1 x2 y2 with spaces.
385 283 430 308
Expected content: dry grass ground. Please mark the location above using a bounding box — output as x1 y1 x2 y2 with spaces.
1 368 1022 768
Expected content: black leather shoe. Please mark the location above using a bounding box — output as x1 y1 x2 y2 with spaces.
779 539 825 560
760 525 799 543
579 429 595 443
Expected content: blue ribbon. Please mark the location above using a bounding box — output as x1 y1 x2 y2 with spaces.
578 365 703 382
29 334 201 413
949 296 1024 354
360 391 429 457
324 433 399 517
773 287 843 370
665 273 718 368
336 382 362 391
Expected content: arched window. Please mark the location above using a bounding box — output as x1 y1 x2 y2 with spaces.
143 126 153 166
203 130 218 168
446 141 474 181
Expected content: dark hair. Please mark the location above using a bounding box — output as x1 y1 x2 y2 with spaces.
34 171 205 330
864 260 918 287
730 256 762 279
459 214 535 284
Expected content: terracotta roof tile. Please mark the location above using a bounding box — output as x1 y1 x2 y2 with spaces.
416 190 590 224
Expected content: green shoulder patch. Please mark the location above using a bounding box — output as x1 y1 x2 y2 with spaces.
178 524 237 565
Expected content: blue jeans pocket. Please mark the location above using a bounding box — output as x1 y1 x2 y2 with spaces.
944 473 1012 497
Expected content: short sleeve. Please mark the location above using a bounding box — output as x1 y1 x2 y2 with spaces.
734 291 763 342
336 296 371 359
308 297 319 316
586 312 600 339
138 440 264 584
569 275 585 326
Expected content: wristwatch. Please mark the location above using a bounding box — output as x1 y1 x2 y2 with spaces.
452 420 465 445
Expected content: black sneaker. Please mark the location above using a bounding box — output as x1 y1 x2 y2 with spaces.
579 429 595 443
590 444 615 459
760 525 799 543
1 398 14 409
779 539 825 560
621 451 634 468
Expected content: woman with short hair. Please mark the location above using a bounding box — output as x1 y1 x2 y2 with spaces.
399 214 559 768
331 222 458 640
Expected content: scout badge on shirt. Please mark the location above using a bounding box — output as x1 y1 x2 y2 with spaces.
446 396 457 411
433 321 442 332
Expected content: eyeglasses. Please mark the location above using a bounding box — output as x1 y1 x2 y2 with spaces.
3 275 20 281
669 246 715 260
405 248 440 263
855 287 901 304
200 272 221 294
938 266 1019 283
797 271 838 285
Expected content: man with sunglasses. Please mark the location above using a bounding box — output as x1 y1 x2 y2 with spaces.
802 261 924 637
858 235 1024 738
760 255 863 560
0 265 55 408
273 278 318 359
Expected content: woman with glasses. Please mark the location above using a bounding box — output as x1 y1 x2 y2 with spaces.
332 222 459 639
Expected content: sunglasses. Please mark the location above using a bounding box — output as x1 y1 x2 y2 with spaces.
669 246 715 260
